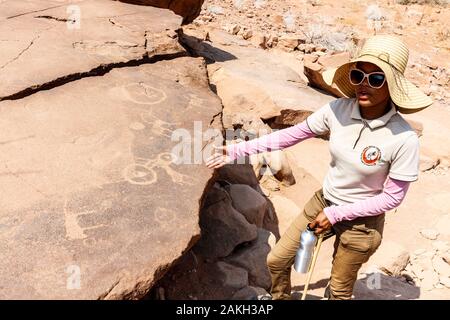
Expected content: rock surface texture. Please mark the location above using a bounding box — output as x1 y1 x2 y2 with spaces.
0 0 221 299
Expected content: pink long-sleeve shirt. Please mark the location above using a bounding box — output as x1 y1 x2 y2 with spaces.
226 121 410 225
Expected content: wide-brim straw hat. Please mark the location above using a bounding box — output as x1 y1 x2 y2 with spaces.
323 35 433 114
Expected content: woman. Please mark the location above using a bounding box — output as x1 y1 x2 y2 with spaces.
205 35 432 300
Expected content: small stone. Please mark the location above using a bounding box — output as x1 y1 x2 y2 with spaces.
277 36 300 52
432 256 450 277
242 29 253 40
434 283 444 289
410 262 424 279
420 229 440 240
297 43 307 52
304 43 315 54
413 248 427 256
440 276 450 288
421 270 440 291
266 35 278 48
410 261 426 279
227 24 241 35
369 241 409 277
208 5 224 15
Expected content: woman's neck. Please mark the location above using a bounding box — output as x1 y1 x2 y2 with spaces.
360 99 392 120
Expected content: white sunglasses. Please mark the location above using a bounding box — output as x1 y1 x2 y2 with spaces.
349 68 386 89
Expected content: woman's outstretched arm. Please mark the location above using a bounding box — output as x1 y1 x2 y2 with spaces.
226 120 317 162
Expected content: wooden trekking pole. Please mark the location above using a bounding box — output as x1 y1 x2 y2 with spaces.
301 233 324 300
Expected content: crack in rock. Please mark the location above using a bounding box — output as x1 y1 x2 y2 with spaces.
6 4 67 19
0 51 187 102
0 35 40 70
34 15 72 23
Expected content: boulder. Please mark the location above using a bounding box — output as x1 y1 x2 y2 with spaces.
117 0 205 24
193 185 258 259
0 54 222 299
0 1 224 300
317 52 351 69
224 228 272 290
277 36 301 52
225 113 296 186
353 270 420 300
212 261 249 290
181 26 335 121
225 184 268 227
155 256 249 300
250 33 268 49
0 0 185 99
242 29 253 40
262 150 296 186
227 24 241 35
304 61 344 98
367 240 410 277
216 163 260 189
303 52 351 98
266 35 279 48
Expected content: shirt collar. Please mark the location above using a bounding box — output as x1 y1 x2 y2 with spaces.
351 99 397 129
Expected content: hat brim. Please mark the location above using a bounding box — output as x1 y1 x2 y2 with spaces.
323 55 433 114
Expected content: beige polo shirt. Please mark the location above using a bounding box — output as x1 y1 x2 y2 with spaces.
306 98 420 205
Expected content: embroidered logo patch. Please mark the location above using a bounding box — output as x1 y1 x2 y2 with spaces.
361 146 381 166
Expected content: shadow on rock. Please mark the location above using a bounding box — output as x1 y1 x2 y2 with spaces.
353 272 421 300
180 33 238 63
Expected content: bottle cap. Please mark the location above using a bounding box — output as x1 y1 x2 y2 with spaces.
306 224 315 232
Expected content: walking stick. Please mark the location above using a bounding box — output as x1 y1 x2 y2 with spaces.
301 233 324 300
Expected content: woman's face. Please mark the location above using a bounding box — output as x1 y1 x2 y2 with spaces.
352 62 390 108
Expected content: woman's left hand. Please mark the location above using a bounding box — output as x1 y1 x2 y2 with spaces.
310 211 332 235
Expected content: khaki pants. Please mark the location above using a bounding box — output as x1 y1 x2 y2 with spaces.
266 188 385 300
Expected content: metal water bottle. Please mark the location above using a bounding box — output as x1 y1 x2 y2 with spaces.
294 224 318 273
